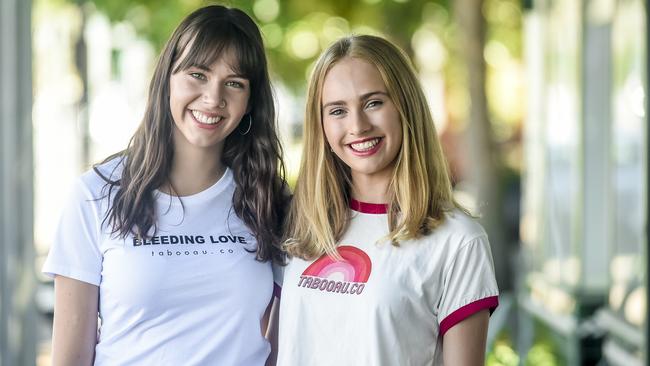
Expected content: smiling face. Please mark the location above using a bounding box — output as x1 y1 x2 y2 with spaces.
321 57 403 193
169 47 250 156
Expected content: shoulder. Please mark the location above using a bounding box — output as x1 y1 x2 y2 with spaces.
417 210 495 282
76 156 126 198
409 209 489 260
88 156 125 182
433 209 487 244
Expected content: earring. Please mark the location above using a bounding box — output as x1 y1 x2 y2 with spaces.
219 99 227 108
239 114 252 135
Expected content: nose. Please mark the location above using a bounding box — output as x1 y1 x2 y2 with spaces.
348 110 372 135
202 83 224 108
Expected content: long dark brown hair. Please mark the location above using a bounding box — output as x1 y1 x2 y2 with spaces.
96 5 287 263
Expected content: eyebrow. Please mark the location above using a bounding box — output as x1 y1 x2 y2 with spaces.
193 64 212 71
189 64 247 79
322 91 388 110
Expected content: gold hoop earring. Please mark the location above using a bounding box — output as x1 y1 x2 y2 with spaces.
239 114 252 135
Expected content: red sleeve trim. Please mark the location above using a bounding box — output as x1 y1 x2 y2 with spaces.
273 282 282 299
439 296 499 336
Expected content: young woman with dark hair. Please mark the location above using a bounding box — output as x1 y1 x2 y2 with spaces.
44 5 286 365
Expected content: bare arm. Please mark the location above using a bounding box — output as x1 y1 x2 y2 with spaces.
52 275 99 366
264 296 280 366
442 309 490 366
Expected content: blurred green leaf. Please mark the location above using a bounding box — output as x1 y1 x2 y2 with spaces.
66 0 522 133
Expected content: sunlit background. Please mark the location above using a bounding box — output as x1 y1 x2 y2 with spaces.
0 0 647 365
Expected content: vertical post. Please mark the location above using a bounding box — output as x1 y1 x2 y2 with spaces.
579 1 612 363
0 0 36 365
581 0 611 296
75 1 90 169
646 1 650 364
518 0 546 361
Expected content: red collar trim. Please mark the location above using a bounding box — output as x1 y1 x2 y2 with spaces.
349 198 388 214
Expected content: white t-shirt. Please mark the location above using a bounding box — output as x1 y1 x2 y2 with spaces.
277 200 499 366
43 158 276 366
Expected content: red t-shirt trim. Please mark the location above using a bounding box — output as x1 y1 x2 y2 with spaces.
439 296 499 336
349 199 388 214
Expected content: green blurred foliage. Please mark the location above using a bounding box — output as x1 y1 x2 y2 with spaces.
75 0 523 135
486 325 567 366
486 329 520 366
525 343 561 366
86 0 454 90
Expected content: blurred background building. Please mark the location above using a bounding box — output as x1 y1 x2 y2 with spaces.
0 0 646 365
517 0 647 365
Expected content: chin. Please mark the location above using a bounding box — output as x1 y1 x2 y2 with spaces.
186 138 219 149
351 166 382 175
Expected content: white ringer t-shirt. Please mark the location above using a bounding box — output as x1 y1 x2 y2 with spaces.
277 200 499 366
43 158 277 366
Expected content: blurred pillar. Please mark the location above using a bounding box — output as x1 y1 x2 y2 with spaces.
581 0 611 300
0 0 36 365
75 1 91 169
646 2 650 364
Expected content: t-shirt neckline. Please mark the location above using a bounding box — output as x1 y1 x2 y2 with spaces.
154 167 232 205
349 198 388 214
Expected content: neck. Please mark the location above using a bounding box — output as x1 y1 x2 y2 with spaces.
163 134 225 197
350 172 391 204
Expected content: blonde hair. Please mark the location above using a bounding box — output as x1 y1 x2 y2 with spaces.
284 35 462 260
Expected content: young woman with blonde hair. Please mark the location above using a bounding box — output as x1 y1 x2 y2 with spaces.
277 35 499 365
44 5 286 365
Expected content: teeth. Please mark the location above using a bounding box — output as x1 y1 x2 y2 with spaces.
192 110 222 124
350 138 380 151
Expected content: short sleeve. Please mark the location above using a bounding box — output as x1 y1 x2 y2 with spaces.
42 178 103 286
272 261 285 298
438 235 499 336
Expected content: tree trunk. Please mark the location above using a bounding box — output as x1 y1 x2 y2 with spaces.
453 0 511 291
